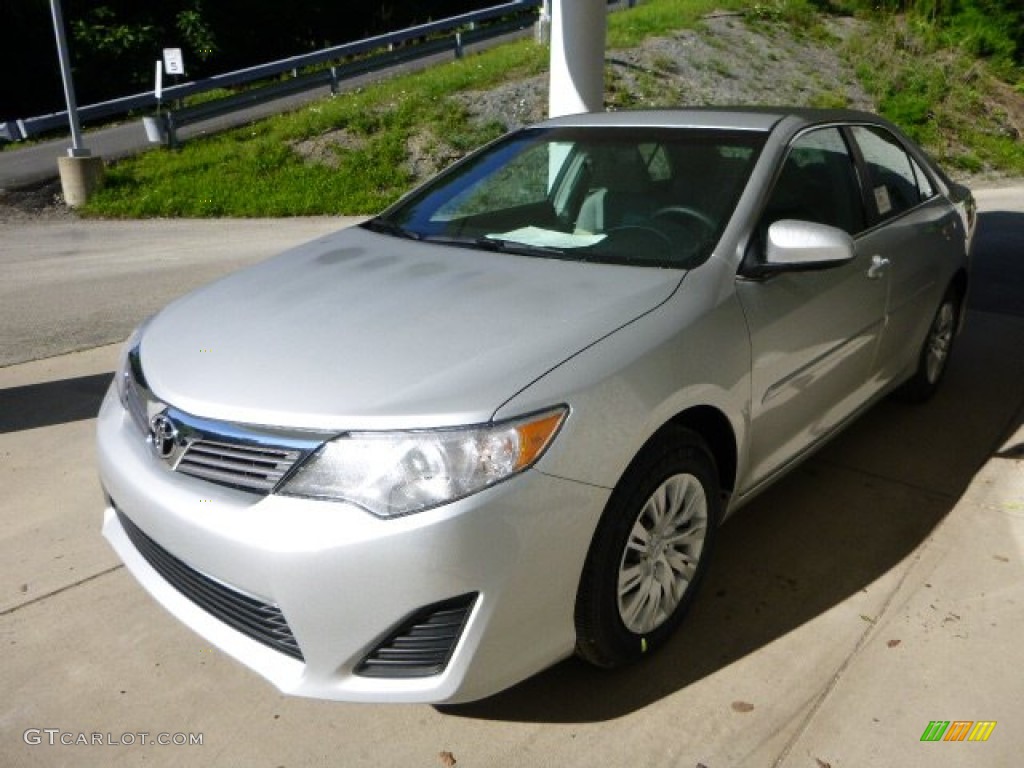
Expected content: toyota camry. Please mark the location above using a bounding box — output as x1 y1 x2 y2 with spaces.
97 108 974 703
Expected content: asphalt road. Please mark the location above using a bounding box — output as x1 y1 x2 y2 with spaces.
1 187 1022 767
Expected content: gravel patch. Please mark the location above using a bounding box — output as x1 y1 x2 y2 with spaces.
604 16 873 111
451 16 873 136
454 74 550 134
405 132 463 180
291 128 366 168
0 179 76 224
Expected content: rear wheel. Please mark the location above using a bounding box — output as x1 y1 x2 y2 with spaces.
894 287 961 403
575 428 720 668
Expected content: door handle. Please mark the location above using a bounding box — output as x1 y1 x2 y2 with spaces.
867 255 890 279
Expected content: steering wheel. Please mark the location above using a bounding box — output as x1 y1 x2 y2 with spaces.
601 225 674 261
652 206 717 236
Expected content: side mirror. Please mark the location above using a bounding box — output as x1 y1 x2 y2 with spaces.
754 219 855 275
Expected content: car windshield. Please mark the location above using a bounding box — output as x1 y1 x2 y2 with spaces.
366 127 766 268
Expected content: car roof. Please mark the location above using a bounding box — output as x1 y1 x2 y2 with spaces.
535 107 885 133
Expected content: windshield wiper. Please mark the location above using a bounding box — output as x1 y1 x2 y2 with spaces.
407 233 569 259
362 218 422 240
477 236 568 258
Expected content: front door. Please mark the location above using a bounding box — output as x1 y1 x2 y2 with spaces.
736 126 888 491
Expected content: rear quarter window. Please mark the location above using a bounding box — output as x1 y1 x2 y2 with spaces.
850 125 922 221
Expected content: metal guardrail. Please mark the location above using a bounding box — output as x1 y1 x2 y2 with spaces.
0 0 542 144
155 14 537 147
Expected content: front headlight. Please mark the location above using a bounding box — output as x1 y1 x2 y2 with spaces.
279 407 567 518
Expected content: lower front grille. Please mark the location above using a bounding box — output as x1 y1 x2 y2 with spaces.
356 593 477 678
116 509 304 662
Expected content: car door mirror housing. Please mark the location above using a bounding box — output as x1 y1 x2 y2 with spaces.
749 220 855 276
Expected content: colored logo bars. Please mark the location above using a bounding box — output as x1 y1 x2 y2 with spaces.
921 721 997 742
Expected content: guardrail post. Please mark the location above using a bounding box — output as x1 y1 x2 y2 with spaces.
329 66 340 95
455 32 464 59
536 0 551 44
0 121 26 142
166 113 179 149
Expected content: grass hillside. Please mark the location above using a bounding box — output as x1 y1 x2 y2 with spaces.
81 0 1023 218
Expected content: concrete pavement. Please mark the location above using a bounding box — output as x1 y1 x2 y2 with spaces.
0 217 358 366
1 188 1022 766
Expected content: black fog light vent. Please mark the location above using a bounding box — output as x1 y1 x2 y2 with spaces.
356 593 478 678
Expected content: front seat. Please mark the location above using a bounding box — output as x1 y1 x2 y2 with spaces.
575 147 653 234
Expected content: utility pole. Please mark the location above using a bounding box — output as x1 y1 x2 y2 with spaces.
548 0 607 118
50 0 105 206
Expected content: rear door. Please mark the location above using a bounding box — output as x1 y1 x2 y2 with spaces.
846 124 964 382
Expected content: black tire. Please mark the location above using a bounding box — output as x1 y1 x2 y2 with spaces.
894 286 961 404
574 428 721 668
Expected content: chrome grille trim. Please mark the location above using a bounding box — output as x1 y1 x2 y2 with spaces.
123 345 159 437
116 508 304 661
121 343 330 495
164 411 324 493
123 371 149 435
176 439 303 492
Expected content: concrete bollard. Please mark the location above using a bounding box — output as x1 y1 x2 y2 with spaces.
57 155 105 208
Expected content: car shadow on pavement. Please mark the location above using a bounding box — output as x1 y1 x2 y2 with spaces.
0 372 112 434
967 211 1024 318
441 210 1024 724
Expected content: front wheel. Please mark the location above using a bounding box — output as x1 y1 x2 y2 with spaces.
894 287 961 403
575 428 720 668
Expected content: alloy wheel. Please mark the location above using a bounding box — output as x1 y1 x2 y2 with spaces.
926 301 956 384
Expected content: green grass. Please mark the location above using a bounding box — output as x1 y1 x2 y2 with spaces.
605 0 818 48
843 17 1024 175
86 40 545 217
82 0 1023 218
84 0 828 218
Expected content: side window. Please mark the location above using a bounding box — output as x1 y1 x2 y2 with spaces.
850 125 922 220
910 157 936 200
762 127 865 235
638 143 672 182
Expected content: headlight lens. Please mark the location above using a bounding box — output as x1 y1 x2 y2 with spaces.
279 407 567 518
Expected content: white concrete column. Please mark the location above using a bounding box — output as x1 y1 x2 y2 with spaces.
548 0 607 118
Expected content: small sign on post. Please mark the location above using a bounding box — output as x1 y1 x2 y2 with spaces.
163 48 185 76
154 60 164 102
144 60 168 145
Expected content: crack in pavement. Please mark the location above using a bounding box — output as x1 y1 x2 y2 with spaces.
2 564 124 617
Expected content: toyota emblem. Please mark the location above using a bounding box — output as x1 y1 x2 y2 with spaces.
150 413 179 460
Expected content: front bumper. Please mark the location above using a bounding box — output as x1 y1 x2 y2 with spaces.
97 386 609 703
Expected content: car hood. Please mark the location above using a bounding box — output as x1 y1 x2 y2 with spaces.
139 226 683 430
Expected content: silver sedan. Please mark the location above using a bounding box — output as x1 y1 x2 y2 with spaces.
97 108 974 703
